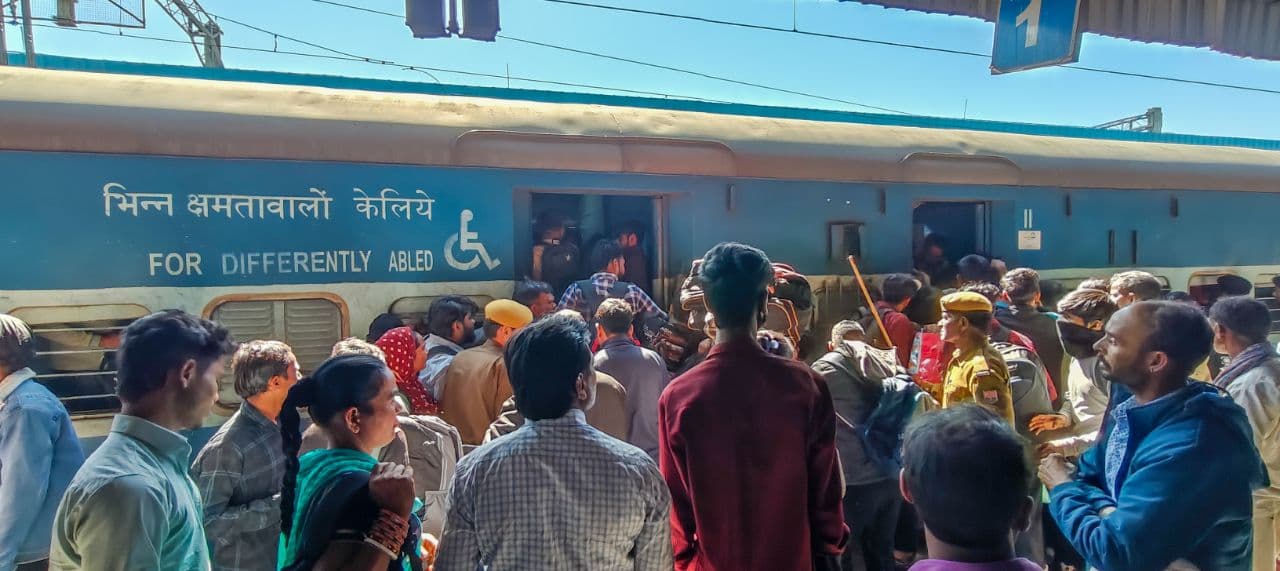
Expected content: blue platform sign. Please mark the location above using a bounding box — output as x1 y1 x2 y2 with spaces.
991 0 1083 74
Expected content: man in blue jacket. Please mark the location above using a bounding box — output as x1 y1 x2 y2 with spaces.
0 314 84 570
1039 301 1267 571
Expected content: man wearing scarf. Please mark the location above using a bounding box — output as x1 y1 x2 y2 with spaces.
1029 288 1119 459
1210 296 1280 571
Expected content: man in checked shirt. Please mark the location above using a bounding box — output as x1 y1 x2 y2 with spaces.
557 239 668 327
190 340 299 571
435 314 672 570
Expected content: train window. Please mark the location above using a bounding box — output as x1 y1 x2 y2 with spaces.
8 304 151 416
207 295 347 411
1254 274 1280 335
828 222 864 263
389 295 494 335
1187 272 1239 307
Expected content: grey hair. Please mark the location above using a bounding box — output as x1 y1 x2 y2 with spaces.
232 340 295 399
0 314 36 371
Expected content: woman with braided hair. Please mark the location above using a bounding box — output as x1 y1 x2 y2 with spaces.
278 354 423 571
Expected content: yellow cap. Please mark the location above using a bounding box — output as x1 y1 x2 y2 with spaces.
485 299 534 328
940 291 993 314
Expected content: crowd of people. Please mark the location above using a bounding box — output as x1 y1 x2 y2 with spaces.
1 238 1279 571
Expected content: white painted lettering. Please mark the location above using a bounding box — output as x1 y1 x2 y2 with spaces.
185 252 203 275
223 253 239 275
149 253 164 276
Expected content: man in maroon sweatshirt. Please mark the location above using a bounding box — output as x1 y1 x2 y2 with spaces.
659 242 848 571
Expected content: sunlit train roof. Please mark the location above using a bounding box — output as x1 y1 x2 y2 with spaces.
847 0 1280 61
7 53 1279 153
0 54 1278 194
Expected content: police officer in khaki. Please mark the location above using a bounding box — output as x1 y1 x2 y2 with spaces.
938 291 1014 423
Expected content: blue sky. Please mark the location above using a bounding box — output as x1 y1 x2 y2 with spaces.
7 0 1279 138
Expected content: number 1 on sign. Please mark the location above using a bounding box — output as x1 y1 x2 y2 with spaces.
1016 0 1041 47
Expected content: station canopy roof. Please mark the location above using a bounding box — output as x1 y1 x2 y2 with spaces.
846 0 1280 60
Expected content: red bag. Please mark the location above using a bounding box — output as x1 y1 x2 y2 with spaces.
910 331 945 388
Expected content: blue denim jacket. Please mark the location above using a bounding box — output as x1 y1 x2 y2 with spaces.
0 369 84 566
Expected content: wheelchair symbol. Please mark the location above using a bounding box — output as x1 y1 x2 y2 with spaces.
444 209 500 271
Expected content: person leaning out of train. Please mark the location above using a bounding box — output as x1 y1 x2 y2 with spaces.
0 314 85 571
51 310 236 571
439 300 533 445
190 340 299 571
1209 296 1280 571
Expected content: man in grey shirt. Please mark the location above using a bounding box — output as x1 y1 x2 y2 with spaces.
591 299 671 460
191 340 299 571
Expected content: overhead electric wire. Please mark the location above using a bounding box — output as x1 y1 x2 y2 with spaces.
542 0 1280 97
22 22 733 102
302 0 913 113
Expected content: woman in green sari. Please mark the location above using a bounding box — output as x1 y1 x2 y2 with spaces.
278 354 422 571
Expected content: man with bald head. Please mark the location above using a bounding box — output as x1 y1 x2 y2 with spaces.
1038 301 1266 570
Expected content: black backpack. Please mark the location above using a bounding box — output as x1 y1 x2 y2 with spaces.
540 241 579 296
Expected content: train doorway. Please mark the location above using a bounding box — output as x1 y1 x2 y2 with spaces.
912 200 990 279
523 191 668 305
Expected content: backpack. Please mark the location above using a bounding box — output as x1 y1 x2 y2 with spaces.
765 263 814 349
991 341 1053 439
859 306 895 351
540 241 579 296
380 415 463 537
817 348 922 476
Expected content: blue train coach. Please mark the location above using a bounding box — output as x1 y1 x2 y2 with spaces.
2 58 1279 446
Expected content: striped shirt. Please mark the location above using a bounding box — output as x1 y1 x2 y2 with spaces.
436 409 672 570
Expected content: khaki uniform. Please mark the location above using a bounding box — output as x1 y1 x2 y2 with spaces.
942 343 1014 424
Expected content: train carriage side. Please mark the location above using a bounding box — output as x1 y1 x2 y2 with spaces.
2 66 1279 451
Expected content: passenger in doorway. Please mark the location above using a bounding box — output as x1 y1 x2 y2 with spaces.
659 242 848 571
1107 270 1163 308
436 315 672 570
484 310 629 444
1029 288 1118 459
277 355 422 571
366 313 404 344
419 296 479 404
190 340 298 571
812 320 923 571
440 300 533 445
513 280 557 320
938 292 1014 424
902 405 1042 571
531 211 578 296
996 269 1067 406
914 233 955 289
592 299 671 461
50 311 235 570
1041 301 1265 570
870 273 922 368
557 239 668 326
0 314 84 571
616 221 651 294
375 326 437 416
1209 296 1280 571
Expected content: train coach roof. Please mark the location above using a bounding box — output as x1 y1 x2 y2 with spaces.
1 54 1278 193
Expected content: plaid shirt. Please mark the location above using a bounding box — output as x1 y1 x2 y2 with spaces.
436 409 672 570
557 272 668 322
190 402 285 571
